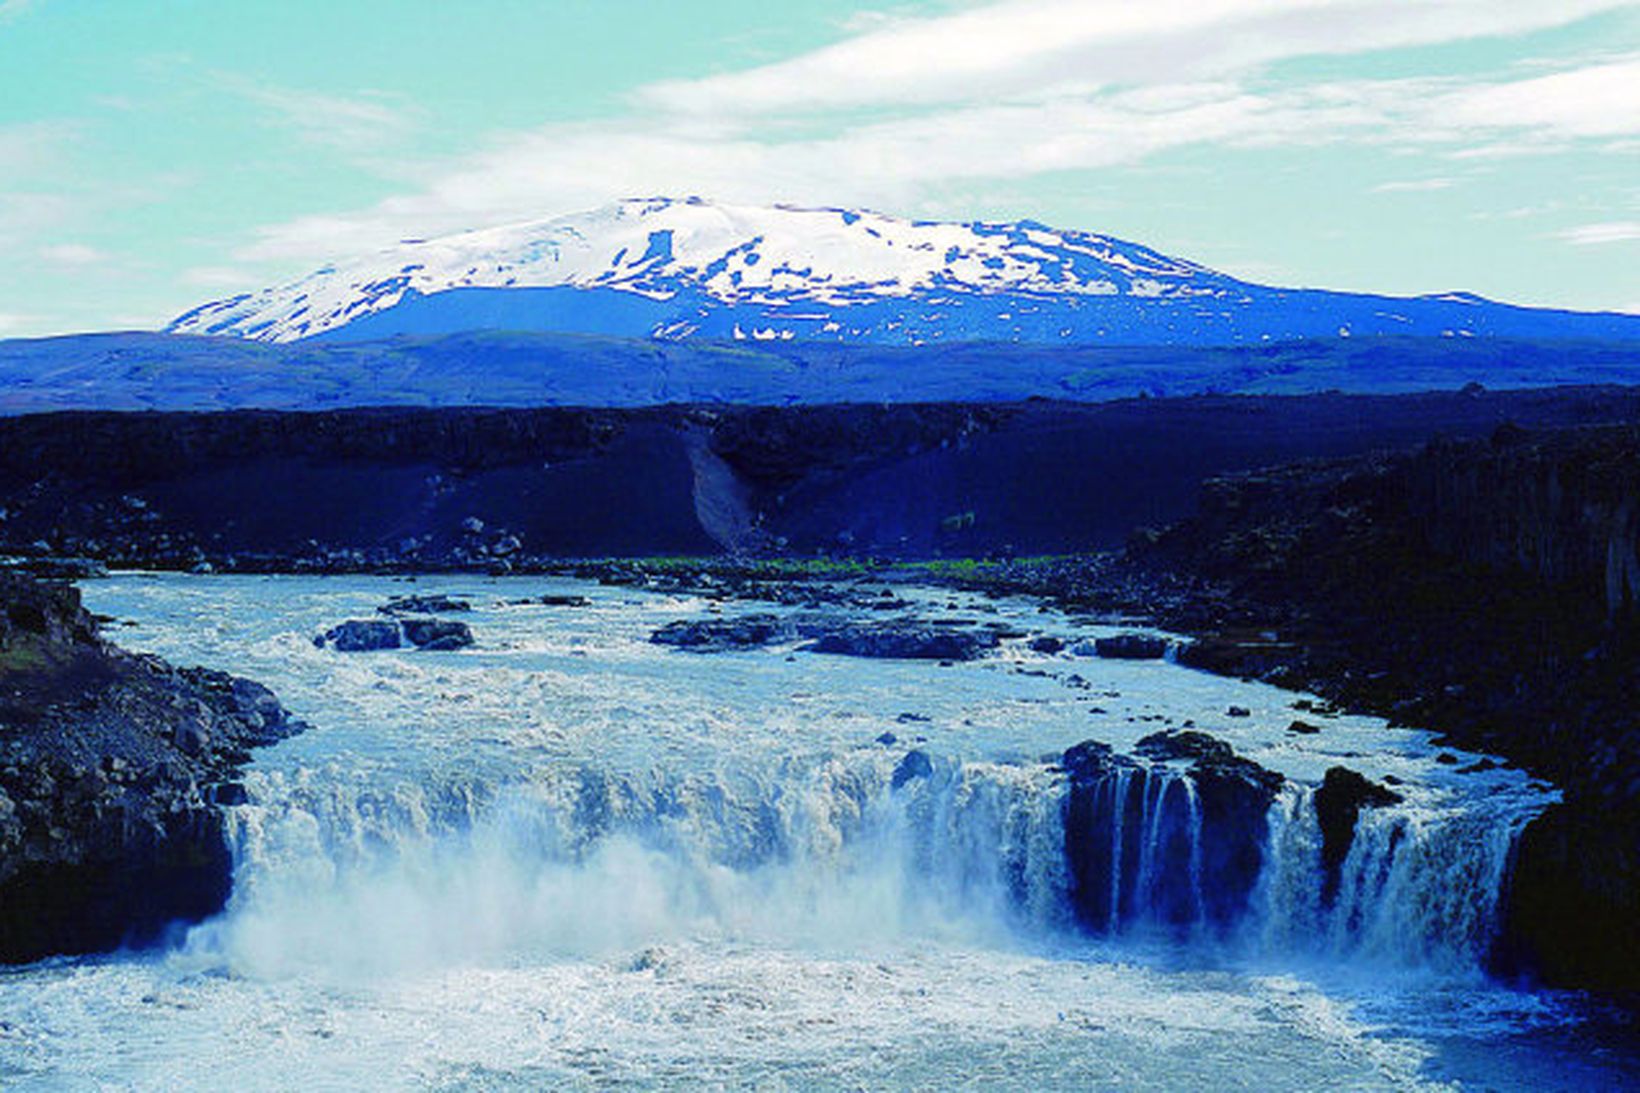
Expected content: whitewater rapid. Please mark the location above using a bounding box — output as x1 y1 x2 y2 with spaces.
0 573 1628 1090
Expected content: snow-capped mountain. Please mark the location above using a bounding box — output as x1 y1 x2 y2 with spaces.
170 197 1640 346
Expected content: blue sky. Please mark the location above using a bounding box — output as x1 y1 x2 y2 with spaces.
1 0 1637 337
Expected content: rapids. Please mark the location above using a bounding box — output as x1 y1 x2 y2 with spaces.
1 572 1633 1090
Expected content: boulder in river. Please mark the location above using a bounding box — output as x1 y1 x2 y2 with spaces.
399 617 475 651
378 594 471 616
804 623 1000 661
891 749 935 789
650 615 812 651
1093 633 1170 660
314 619 402 651
315 616 474 652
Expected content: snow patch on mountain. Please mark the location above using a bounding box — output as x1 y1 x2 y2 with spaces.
168 197 1640 347
168 197 1236 343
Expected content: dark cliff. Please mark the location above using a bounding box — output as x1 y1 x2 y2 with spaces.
1133 423 1640 992
3 386 1640 567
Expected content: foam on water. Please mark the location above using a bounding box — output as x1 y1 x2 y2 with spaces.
0 572 1630 1090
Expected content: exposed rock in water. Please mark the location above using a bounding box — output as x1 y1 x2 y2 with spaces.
379 594 471 615
315 616 475 652
1134 729 1233 765
650 615 813 652
1029 636 1065 654
315 619 403 652
534 594 592 607
1093 633 1170 660
399 617 475 651
0 570 305 963
1060 733 1282 936
891 749 934 790
1312 766 1402 908
804 623 1001 661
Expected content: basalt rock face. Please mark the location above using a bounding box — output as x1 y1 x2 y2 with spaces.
0 570 304 963
1312 767 1402 908
5 387 1640 566
1060 734 1282 936
1130 423 1640 992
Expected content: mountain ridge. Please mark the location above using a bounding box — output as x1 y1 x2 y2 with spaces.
168 197 1640 347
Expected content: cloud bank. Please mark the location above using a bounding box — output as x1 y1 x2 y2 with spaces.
213 1 1640 278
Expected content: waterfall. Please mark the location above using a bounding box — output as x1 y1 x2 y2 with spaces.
1253 784 1527 972
198 749 1075 977
200 740 1531 982
1064 763 1529 974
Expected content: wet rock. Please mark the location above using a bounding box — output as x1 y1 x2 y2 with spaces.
1134 730 1233 765
1313 766 1402 907
875 732 897 746
1060 739 1125 783
891 749 934 789
1287 720 1322 735
650 615 808 651
399 617 475 651
378 594 471 616
1060 734 1281 936
314 619 402 652
1226 706 1251 718
0 570 305 964
212 783 249 807
804 624 1000 661
1030 636 1065 655
1093 633 1169 660
172 718 209 757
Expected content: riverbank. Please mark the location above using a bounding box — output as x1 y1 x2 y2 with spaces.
0 570 304 962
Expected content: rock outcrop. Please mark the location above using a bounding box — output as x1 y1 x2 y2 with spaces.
316 616 474 652
1093 633 1170 660
1312 766 1402 907
1060 733 1282 936
1124 422 1640 993
0 570 304 962
803 623 1001 662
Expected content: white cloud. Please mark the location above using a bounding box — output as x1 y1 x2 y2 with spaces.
638 0 1634 115
38 242 107 265
0 120 76 176
211 74 417 151
1558 220 1640 245
1373 178 1455 192
229 1 1640 271
1435 57 1640 140
244 51 1640 266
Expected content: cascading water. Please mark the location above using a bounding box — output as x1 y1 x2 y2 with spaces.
201 728 1526 982
4 572 1620 1093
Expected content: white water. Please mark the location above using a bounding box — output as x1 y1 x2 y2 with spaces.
0 573 1629 1090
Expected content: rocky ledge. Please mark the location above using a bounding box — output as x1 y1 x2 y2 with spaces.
919 423 1640 995
0 569 304 962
